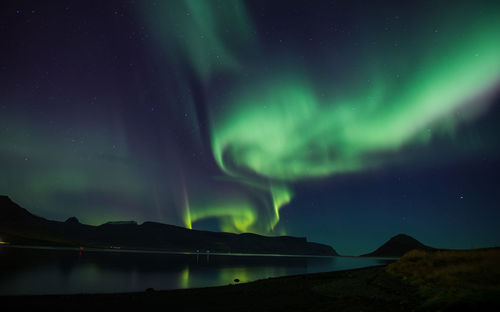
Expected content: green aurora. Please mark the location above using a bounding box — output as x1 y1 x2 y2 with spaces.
146 0 255 81
188 1 500 233
1 1 499 245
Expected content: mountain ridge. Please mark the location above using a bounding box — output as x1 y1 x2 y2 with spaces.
0 195 337 256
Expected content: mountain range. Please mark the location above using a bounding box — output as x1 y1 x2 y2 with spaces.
0 195 441 257
0 195 337 256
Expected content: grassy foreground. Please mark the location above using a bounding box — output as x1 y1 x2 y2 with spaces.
387 248 500 310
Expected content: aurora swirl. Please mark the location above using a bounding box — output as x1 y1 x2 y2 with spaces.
1 0 500 254
204 0 500 232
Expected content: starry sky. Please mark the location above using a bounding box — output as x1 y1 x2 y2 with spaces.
1 0 500 255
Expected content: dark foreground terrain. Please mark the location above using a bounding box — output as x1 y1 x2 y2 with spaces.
3 249 500 312
2 266 420 312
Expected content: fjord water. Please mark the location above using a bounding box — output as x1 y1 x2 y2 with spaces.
0 246 391 295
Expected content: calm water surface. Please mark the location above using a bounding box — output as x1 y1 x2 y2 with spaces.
0 246 393 295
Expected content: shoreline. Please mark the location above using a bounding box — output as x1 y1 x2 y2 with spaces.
1 244 393 259
0 244 341 258
3 253 498 311
1 265 423 311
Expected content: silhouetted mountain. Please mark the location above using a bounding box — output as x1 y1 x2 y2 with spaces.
361 234 436 257
0 195 337 256
102 221 138 226
65 217 80 224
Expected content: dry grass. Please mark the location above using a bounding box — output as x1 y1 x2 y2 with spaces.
386 248 500 308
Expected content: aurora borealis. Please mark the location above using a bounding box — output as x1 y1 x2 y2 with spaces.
1 0 500 255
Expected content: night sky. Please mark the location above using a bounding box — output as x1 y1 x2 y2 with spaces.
1 0 500 255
